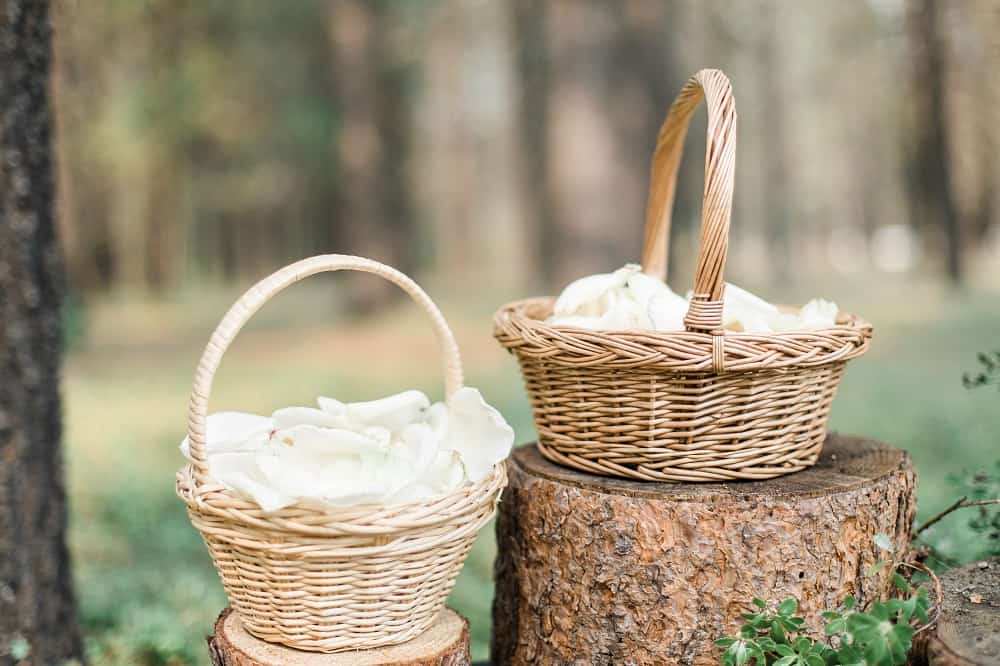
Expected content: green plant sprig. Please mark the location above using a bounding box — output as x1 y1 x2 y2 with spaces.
715 538 933 666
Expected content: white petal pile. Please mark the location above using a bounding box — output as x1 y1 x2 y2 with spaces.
547 263 839 333
180 387 514 512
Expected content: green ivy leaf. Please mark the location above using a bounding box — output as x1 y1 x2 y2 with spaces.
773 656 797 666
770 620 787 643
775 643 796 657
715 638 736 648
779 598 798 617
893 573 909 593
836 643 866 666
844 595 856 610
752 597 767 609
824 616 847 636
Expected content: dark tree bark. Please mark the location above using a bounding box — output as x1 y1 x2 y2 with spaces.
906 0 963 283
510 0 558 290
0 1 83 663
326 0 417 311
510 0 676 285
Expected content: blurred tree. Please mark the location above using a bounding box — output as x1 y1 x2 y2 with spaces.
512 0 677 284
906 0 963 283
510 0 559 288
51 1 117 295
0 0 83 662
327 0 418 309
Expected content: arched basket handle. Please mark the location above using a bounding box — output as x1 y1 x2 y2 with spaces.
186 254 463 487
640 68 737 334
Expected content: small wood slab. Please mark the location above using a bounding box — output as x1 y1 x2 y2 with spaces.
208 608 471 666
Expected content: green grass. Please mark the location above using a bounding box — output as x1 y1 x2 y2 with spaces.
65 278 1000 663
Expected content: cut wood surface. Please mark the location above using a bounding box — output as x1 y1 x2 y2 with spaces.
918 558 999 665
208 608 470 666
492 434 917 666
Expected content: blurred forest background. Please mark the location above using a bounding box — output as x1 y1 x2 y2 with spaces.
47 0 1000 663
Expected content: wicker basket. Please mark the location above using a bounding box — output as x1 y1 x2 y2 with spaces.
494 69 872 483
177 254 507 653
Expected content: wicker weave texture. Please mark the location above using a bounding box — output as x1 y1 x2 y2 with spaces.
177 255 506 652
493 69 872 482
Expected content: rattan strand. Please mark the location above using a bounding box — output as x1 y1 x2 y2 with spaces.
493 69 872 482
177 255 506 652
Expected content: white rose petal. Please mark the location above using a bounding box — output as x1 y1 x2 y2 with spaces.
552 264 638 318
272 406 348 430
317 396 347 416
648 293 687 331
797 298 839 329
346 390 430 432
207 455 286 510
269 424 389 459
440 387 513 482
397 422 438 475
181 386 514 512
390 450 467 503
180 411 273 459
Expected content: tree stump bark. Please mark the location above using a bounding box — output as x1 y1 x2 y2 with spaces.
208 608 471 666
492 434 917 666
912 558 999 665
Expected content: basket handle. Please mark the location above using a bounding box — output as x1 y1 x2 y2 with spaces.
186 254 463 486
640 68 737 334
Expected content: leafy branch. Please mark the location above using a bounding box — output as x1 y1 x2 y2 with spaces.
715 537 934 666
962 350 1000 390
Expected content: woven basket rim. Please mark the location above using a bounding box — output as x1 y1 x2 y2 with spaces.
494 296 872 373
176 461 506 539
497 295 872 336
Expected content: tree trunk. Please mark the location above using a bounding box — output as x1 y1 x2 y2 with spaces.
326 0 416 312
910 558 999 666
492 435 917 666
208 608 471 666
509 0 558 290
906 0 963 284
0 1 83 663
518 0 675 285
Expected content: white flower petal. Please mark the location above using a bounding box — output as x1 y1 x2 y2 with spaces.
272 406 348 430
624 270 673 305
179 411 272 459
796 298 839 329
427 402 449 441
317 396 346 416
389 450 467 503
208 452 295 512
551 265 638 318
269 424 389 459
346 390 430 432
397 422 439 474
440 387 513 482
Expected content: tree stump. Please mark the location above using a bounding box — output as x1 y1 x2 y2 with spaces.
492 434 917 666
913 558 999 665
208 608 471 666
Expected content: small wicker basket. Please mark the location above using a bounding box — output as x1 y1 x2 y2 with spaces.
177 254 507 653
494 69 872 483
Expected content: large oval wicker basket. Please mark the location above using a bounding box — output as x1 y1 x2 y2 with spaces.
494 69 872 483
177 254 507 653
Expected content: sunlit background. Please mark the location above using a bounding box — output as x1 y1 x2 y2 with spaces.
51 1 1000 663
